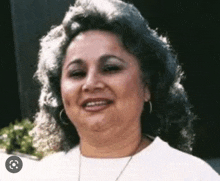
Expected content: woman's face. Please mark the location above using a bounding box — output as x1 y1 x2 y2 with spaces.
61 30 150 135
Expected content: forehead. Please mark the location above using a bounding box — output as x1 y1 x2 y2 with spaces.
63 30 141 72
65 30 125 58
73 30 121 44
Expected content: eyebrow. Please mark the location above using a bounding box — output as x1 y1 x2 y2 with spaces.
99 55 126 64
66 54 125 69
66 59 84 69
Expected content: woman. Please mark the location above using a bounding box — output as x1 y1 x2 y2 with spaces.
31 0 219 180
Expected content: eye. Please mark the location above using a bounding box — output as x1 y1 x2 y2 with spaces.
69 70 86 79
102 65 122 73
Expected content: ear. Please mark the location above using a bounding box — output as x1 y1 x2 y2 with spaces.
144 85 151 102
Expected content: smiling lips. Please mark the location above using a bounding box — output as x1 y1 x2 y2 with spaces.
82 99 113 112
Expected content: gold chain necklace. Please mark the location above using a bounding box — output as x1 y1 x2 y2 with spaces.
78 139 143 181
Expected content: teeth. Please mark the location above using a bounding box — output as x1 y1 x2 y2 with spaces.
86 101 108 107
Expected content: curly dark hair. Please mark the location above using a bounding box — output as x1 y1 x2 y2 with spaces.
33 0 196 155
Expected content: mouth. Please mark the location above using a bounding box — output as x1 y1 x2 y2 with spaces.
82 99 113 112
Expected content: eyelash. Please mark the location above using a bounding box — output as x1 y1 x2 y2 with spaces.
102 65 122 73
69 71 86 78
69 65 122 79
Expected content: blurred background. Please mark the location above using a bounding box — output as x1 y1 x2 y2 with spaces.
0 0 219 168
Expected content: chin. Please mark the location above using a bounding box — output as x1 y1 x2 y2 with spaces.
82 116 112 132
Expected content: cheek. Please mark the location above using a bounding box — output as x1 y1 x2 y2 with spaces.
112 72 145 123
122 73 144 113
115 72 144 99
60 79 79 107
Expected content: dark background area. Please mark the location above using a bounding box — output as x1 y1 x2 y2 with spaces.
0 0 219 159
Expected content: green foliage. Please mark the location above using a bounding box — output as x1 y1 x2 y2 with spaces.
0 119 43 159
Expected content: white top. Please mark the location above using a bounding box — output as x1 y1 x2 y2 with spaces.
1 136 220 181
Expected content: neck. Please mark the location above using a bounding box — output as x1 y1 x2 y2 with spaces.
79 125 151 158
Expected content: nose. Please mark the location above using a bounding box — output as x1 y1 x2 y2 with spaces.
82 69 105 92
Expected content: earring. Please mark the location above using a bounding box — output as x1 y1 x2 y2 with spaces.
59 109 69 125
149 101 152 114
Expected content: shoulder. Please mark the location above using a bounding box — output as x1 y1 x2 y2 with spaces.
0 152 39 181
138 136 220 180
40 145 79 163
31 146 80 180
